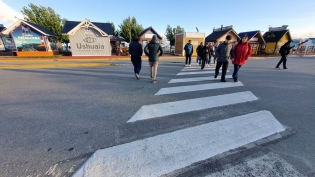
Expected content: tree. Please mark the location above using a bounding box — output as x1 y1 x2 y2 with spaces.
107 21 120 37
118 16 143 43
21 3 67 43
165 25 185 46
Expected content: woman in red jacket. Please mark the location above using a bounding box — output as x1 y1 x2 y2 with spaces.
232 34 252 82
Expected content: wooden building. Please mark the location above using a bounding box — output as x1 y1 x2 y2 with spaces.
138 26 162 47
263 25 292 54
175 32 205 57
1 20 58 56
62 19 112 56
238 31 265 55
205 25 240 45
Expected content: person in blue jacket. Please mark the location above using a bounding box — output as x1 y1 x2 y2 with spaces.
184 40 193 66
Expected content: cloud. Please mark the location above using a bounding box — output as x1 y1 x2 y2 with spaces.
290 28 315 39
0 0 23 26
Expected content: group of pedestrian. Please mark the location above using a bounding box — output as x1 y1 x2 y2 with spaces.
130 33 295 85
128 35 163 84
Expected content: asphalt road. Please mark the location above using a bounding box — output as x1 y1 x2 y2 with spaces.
0 56 314 176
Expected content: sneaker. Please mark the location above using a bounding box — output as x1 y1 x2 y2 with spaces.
214 74 218 78
283 67 288 69
275 66 280 69
189 64 191 67
234 80 238 82
135 74 139 80
221 79 226 82
153 80 157 84
185 64 188 67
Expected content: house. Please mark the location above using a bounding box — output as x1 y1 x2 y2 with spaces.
175 32 205 57
1 20 58 56
238 31 266 55
263 25 292 54
138 26 163 47
205 25 240 45
62 19 112 56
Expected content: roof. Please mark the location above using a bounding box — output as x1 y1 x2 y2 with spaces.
26 21 57 36
309 38 315 44
238 30 265 44
110 36 125 41
205 29 240 42
62 20 112 35
0 27 6 32
1 20 57 36
238 31 259 40
263 30 291 42
138 26 162 39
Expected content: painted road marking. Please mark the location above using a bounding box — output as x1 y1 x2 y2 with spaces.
73 111 285 177
181 67 217 71
127 91 257 123
177 70 230 75
168 75 233 83
155 82 243 95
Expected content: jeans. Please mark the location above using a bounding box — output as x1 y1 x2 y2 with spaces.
185 54 192 64
149 61 159 81
131 55 142 74
201 54 209 69
215 61 229 79
276 54 287 68
207 55 211 64
232 64 242 81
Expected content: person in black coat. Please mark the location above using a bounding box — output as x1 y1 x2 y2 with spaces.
129 36 143 80
276 40 295 69
201 43 210 70
196 42 204 65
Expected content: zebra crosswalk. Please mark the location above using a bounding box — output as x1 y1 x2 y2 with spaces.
73 62 287 177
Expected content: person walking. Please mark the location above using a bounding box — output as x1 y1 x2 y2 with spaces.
213 42 219 64
276 40 295 69
184 40 193 66
201 43 210 70
144 35 163 83
232 34 252 82
215 35 235 82
196 42 204 65
207 42 215 67
128 36 143 80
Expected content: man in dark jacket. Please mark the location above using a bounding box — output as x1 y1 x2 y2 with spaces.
184 40 193 66
196 42 204 65
129 36 143 80
144 35 163 83
276 40 295 69
201 43 210 70
215 35 235 82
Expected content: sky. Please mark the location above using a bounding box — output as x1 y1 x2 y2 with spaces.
1 0 315 39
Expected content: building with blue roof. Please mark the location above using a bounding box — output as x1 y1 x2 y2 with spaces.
1 19 58 56
62 19 112 56
238 30 265 55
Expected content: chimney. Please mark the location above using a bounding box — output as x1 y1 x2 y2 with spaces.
221 25 223 30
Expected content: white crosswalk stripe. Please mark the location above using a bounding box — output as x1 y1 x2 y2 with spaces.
181 67 217 71
127 91 257 123
168 75 233 83
177 70 230 75
155 82 243 95
73 111 285 177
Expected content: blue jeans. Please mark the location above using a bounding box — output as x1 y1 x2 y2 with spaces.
131 55 142 74
232 64 242 81
207 55 211 64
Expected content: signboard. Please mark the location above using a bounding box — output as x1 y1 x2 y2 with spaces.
69 27 111 56
144 34 154 39
269 25 288 31
11 23 47 51
249 37 258 42
213 25 233 32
